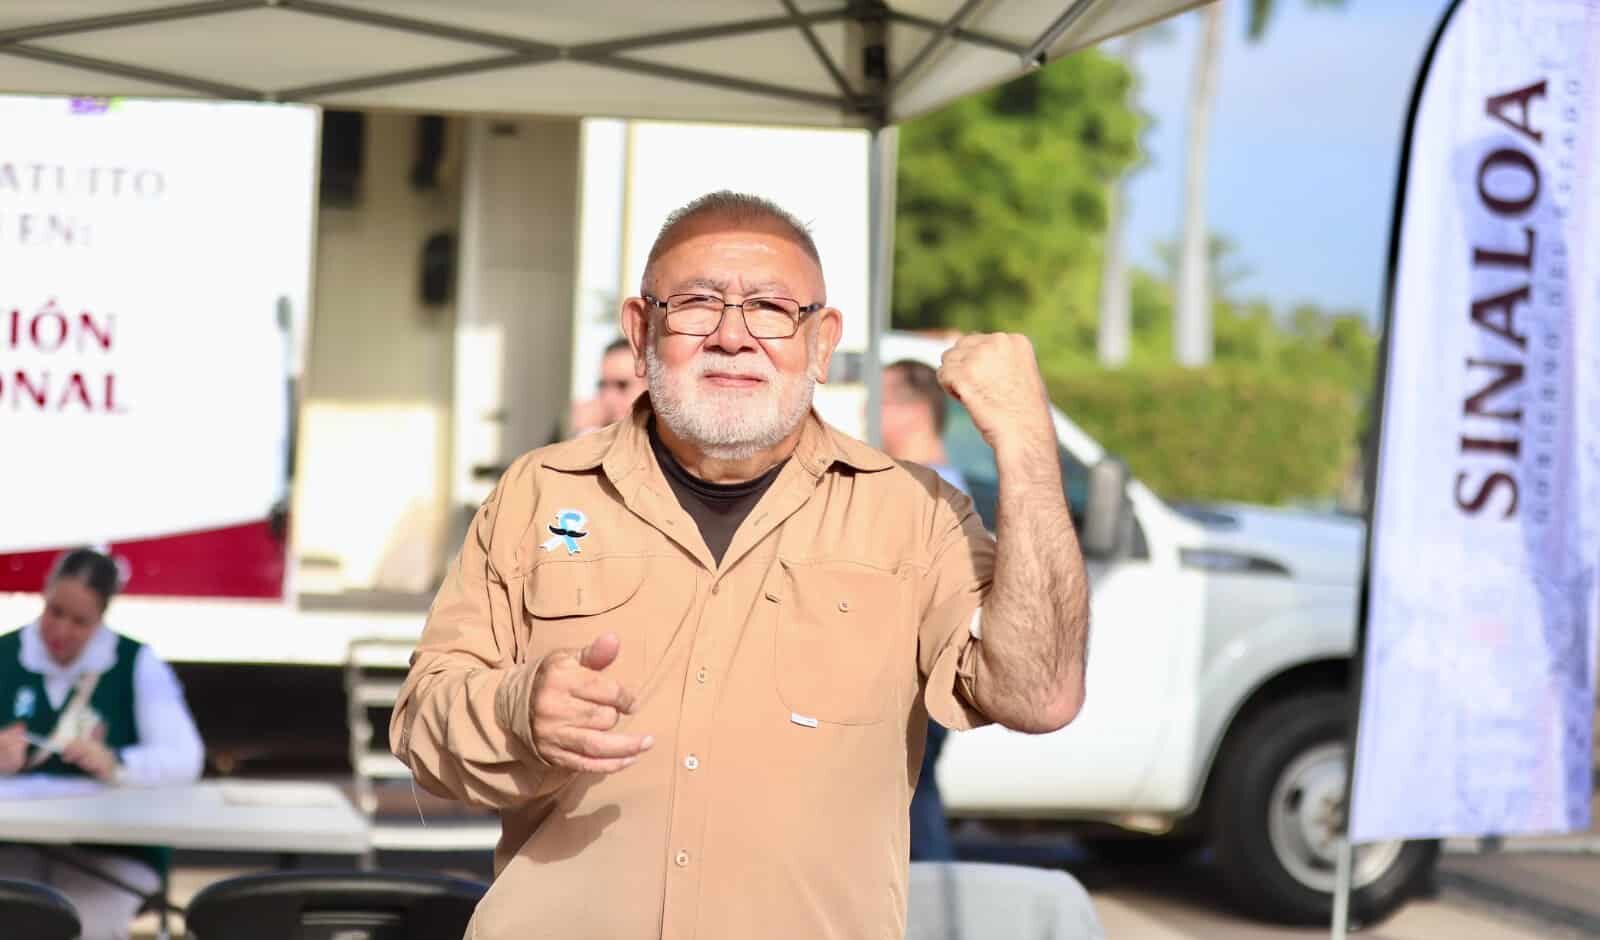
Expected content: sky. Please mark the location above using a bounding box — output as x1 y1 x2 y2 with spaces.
1120 0 1452 319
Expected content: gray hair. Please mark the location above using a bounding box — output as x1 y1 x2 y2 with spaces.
644 190 820 273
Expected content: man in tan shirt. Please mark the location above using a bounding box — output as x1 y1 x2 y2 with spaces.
391 190 1091 940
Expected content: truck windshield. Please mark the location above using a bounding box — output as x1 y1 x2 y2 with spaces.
942 403 1089 532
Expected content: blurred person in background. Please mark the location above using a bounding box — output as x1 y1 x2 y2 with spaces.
567 336 648 437
883 358 968 496
392 191 1089 940
882 358 965 862
0 548 204 940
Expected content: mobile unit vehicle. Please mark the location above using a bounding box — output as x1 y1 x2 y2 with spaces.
872 333 1438 926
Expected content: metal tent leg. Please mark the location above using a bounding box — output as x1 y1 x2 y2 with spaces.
865 124 898 449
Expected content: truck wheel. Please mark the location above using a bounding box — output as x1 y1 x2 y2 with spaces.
1210 691 1439 925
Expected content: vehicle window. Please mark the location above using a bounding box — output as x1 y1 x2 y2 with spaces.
942 402 1088 531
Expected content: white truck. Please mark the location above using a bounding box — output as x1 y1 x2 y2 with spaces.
870 334 1438 926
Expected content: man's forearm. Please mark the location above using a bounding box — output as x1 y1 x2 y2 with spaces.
972 437 1090 733
393 654 571 809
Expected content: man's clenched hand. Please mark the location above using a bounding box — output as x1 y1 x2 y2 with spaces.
937 333 1056 459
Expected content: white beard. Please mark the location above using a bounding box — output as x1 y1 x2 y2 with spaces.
646 336 817 461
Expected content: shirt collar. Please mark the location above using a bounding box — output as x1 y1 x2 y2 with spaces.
541 394 894 483
19 620 115 681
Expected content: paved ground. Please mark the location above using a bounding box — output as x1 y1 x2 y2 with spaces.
133 837 1600 939
955 829 1600 940
126 768 1600 938
1089 851 1600 939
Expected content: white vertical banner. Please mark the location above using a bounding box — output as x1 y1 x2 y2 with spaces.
1350 0 1600 843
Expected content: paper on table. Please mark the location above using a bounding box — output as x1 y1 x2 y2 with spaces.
0 776 107 800
219 781 348 809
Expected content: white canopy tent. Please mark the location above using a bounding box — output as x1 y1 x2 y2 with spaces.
0 0 1209 439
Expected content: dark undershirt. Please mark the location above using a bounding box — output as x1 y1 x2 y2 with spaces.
649 420 786 567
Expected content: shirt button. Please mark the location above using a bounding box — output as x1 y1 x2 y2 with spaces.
675 850 690 867
684 754 699 770
838 599 850 613
711 582 720 595
696 667 708 684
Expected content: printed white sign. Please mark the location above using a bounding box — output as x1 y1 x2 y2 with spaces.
0 96 317 598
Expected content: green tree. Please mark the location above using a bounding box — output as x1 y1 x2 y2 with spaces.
1072 247 1382 505
889 24 1381 507
893 49 1141 369
1047 364 1362 504
1156 233 1256 300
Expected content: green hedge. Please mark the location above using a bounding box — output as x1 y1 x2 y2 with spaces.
1046 365 1361 505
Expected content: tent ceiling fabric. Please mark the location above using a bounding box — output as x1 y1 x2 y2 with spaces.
0 0 1209 126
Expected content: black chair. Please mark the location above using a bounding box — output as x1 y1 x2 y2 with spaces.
184 870 486 940
0 877 81 940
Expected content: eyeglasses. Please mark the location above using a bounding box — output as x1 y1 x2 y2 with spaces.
643 292 823 340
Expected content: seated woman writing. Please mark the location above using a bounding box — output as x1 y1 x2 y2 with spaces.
0 548 204 940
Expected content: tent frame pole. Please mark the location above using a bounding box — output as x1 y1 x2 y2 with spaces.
887 0 986 94
865 124 898 448
1023 0 1103 65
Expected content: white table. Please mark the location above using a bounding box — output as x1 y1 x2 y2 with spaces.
0 779 371 856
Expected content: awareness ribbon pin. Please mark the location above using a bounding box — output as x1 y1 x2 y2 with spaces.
541 509 589 555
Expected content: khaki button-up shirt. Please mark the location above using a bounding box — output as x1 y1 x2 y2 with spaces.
392 404 996 940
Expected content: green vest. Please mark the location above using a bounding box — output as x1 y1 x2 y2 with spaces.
0 627 169 874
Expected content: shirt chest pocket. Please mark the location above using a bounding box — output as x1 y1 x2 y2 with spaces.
771 558 907 726
523 555 649 692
